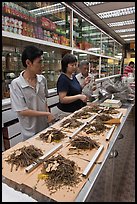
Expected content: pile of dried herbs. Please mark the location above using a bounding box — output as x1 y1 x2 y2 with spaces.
71 111 91 119
96 114 113 122
83 105 101 113
39 128 65 143
61 118 83 128
5 145 43 171
101 107 119 114
70 135 99 150
85 120 107 133
39 154 81 193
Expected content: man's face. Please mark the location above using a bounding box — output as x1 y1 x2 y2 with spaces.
81 65 89 77
29 56 44 75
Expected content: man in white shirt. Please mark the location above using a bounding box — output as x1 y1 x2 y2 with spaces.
10 45 54 141
76 60 96 100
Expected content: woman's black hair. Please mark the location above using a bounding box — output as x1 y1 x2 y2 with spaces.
61 53 77 73
129 61 134 66
22 45 43 68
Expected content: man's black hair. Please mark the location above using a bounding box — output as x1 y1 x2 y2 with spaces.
61 53 77 73
22 45 43 68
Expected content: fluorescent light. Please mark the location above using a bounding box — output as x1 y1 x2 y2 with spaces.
124 38 135 41
82 26 97 31
114 55 122 59
97 7 135 19
115 28 135 33
53 20 66 25
79 54 87 56
88 48 101 51
29 3 65 16
35 7 65 16
82 33 101 37
84 2 104 6
29 3 62 13
120 34 135 38
108 20 135 27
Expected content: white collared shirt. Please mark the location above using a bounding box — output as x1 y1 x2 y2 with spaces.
10 71 49 140
76 72 94 96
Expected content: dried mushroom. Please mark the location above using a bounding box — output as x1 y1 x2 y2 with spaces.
61 118 83 128
70 135 99 150
5 145 43 171
39 128 65 142
40 154 81 193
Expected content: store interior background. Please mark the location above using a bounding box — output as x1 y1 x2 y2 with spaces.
2 2 135 202
2 2 135 99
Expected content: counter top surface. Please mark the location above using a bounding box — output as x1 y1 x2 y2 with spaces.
2 102 134 202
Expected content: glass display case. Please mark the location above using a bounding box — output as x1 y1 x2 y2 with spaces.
2 1 123 99
73 12 101 54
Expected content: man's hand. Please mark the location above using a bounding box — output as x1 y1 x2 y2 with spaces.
84 76 91 86
47 113 55 123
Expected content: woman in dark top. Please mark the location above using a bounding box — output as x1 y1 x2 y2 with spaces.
57 53 90 113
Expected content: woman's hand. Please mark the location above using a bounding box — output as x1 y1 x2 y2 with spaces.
79 94 87 102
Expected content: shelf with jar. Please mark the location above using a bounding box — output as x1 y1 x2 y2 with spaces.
2 2 71 47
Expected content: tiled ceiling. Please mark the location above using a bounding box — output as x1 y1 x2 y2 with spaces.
68 2 135 45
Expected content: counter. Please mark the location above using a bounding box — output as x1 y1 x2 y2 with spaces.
2 102 134 202
75 103 134 202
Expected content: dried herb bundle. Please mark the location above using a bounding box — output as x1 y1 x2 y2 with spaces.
71 111 91 119
5 145 43 171
39 128 65 143
70 135 99 149
85 120 107 133
40 154 81 193
96 114 113 122
61 118 83 128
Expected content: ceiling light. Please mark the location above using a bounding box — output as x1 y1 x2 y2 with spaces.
108 20 135 27
82 33 101 37
97 7 135 19
120 34 135 38
124 38 135 41
53 20 66 25
84 2 104 6
29 3 62 13
115 28 135 33
35 7 65 16
88 48 101 51
79 54 87 56
29 3 65 16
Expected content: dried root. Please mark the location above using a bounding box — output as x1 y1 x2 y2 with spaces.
39 154 81 193
39 128 65 143
5 145 43 171
61 118 83 128
70 135 99 150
